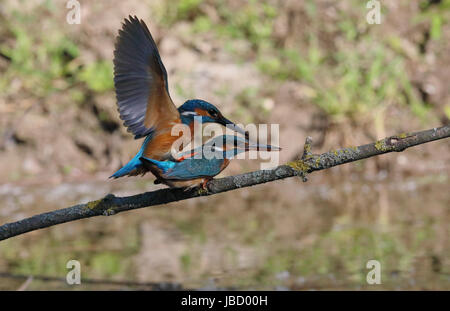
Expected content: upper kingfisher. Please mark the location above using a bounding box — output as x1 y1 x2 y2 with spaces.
139 135 281 189
110 16 247 179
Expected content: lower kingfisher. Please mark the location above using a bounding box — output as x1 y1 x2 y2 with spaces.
139 135 281 189
110 16 247 179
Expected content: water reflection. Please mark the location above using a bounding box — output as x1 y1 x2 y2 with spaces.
0 174 448 290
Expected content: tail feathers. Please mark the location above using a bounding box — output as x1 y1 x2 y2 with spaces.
110 155 144 178
110 135 153 179
140 156 175 173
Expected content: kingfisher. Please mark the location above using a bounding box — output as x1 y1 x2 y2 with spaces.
110 16 247 179
139 135 281 189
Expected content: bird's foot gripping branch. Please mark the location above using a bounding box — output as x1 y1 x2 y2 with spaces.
0 125 449 241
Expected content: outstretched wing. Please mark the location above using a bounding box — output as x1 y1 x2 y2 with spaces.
113 16 179 139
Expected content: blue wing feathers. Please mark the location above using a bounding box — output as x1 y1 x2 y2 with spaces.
167 159 223 179
113 15 169 139
139 156 223 180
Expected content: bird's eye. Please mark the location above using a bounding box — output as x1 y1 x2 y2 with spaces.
208 109 219 118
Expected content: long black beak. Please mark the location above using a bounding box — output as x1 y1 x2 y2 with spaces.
245 142 281 152
220 116 249 139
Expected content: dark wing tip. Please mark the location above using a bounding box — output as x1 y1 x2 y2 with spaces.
113 16 174 139
113 16 158 139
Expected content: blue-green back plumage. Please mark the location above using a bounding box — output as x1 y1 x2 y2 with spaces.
141 156 224 180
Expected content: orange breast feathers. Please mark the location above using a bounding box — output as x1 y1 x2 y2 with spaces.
143 118 182 160
164 178 207 189
219 158 230 173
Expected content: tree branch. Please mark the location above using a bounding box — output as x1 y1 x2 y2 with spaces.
1 125 449 241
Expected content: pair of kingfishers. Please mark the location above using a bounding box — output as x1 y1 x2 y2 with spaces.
110 16 280 189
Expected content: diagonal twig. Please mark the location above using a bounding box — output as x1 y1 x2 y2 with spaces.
0 125 449 241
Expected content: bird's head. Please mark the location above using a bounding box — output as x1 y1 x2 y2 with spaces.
179 99 248 137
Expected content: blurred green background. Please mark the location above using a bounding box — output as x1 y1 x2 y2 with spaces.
0 0 449 290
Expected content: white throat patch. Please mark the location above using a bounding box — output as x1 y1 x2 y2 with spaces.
181 111 198 116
